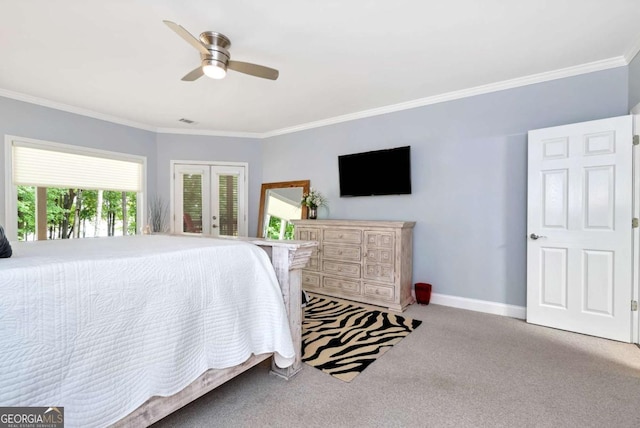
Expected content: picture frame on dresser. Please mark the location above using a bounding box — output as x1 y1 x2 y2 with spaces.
292 219 415 312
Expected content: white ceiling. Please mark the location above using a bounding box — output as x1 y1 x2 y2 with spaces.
1 0 640 137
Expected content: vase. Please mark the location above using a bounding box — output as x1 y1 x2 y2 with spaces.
308 207 317 219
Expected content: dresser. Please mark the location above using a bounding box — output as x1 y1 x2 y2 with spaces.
292 219 415 312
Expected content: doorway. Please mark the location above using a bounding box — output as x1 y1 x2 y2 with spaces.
171 161 247 237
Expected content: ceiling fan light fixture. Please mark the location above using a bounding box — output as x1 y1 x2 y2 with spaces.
164 20 278 81
202 60 227 79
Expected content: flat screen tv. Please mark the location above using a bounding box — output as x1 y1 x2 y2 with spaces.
338 146 411 197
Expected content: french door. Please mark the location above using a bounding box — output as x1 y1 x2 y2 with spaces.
527 115 633 342
173 163 247 237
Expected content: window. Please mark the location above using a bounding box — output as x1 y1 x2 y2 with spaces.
17 187 138 241
5 136 146 241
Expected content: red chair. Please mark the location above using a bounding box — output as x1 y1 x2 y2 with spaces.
183 213 201 233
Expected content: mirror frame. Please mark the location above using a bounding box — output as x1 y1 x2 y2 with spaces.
257 180 310 238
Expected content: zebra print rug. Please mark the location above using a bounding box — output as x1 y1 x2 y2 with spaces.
302 295 422 382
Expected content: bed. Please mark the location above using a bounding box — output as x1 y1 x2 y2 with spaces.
0 234 315 427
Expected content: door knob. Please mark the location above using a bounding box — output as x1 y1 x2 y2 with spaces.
530 233 547 240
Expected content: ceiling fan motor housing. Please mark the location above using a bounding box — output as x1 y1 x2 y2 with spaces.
200 32 231 48
199 32 231 68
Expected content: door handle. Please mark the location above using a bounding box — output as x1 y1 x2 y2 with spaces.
212 224 218 228
529 233 547 240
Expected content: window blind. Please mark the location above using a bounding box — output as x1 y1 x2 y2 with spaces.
12 144 143 192
182 174 203 233
219 175 238 236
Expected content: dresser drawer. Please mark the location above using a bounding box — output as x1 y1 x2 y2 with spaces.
365 248 394 264
322 260 361 278
323 276 361 295
323 244 362 262
306 254 320 271
364 263 394 283
302 272 321 289
364 231 394 248
323 229 362 244
364 283 395 302
297 227 321 242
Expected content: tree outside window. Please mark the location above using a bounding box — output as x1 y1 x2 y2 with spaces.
17 186 137 241
265 216 295 240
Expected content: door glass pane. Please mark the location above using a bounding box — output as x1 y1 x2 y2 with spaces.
183 174 203 233
218 174 238 236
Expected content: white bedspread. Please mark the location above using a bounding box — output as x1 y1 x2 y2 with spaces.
0 235 295 427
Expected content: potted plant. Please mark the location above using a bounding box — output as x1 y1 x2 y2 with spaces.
301 188 327 219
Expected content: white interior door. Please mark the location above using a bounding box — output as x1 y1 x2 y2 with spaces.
527 115 633 343
173 163 247 237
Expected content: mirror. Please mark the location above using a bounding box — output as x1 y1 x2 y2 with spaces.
257 180 310 239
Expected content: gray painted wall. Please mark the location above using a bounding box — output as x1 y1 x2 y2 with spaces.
155 133 263 237
629 51 640 110
262 67 630 307
0 97 157 228
0 64 632 308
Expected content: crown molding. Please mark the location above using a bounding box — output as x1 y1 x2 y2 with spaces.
0 55 631 140
0 88 157 132
263 56 628 138
155 127 262 139
624 32 640 63
0 87 269 139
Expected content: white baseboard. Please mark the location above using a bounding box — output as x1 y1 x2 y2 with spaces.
428 292 526 320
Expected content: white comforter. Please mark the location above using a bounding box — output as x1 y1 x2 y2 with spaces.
0 235 295 427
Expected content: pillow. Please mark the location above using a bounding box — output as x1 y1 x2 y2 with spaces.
0 225 12 258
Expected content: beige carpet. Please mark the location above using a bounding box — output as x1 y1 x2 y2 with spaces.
152 302 640 428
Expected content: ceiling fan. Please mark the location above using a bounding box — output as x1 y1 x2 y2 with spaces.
163 20 279 81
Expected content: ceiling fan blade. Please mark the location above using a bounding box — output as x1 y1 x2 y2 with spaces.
163 20 209 56
228 60 279 80
181 67 204 81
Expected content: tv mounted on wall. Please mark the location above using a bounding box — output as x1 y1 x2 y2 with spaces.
338 146 412 197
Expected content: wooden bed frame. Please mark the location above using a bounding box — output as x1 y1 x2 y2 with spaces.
111 238 316 427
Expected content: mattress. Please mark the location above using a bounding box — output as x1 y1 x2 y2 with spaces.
0 235 295 427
